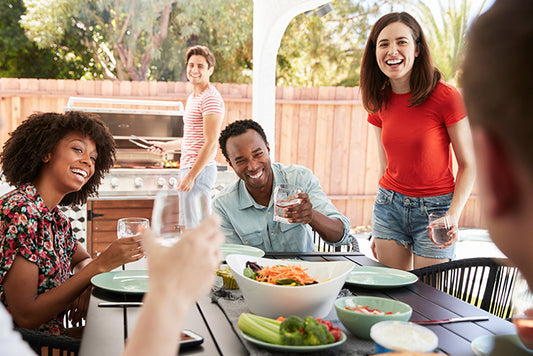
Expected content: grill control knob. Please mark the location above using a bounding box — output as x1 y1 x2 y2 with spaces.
110 177 119 189
157 177 166 188
168 177 178 188
134 177 144 188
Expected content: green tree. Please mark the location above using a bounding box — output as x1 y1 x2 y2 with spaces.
21 0 181 80
155 0 253 83
11 0 404 85
408 0 488 84
0 0 88 78
276 0 398 87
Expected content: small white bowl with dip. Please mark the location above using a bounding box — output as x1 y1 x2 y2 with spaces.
370 320 439 353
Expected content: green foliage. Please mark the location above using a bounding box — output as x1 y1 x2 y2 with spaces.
407 0 488 85
4 0 485 86
277 0 395 87
0 0 87 78
157 0 254 83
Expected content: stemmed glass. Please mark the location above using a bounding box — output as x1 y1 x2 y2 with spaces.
151 190 209 246
512 271 533 350
117 217 150 269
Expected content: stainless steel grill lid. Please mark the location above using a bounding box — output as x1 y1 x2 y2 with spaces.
64 97 184 167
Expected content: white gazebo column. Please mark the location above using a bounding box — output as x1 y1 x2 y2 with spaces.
252 0 331 157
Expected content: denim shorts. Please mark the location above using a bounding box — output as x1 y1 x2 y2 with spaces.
179 164 217 226
371 186 455 259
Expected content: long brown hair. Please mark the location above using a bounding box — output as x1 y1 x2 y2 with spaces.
360 12 441 113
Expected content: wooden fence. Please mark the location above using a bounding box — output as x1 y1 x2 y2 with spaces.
0 78 484 229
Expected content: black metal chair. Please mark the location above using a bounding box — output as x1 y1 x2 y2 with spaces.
313 231 360 252
15 328 80 356
410 257 518 319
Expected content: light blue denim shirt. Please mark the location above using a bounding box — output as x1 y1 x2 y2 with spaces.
212 163 351 252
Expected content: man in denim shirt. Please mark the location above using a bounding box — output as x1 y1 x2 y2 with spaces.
213 120 350 252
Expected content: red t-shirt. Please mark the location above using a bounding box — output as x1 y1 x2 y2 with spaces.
367 81 466 197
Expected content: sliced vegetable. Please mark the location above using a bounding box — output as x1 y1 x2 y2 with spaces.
345 305 395 315
244 262 317 286
237 313 282 345
238 313 338 346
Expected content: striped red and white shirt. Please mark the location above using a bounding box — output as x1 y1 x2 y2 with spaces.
181 84 225 168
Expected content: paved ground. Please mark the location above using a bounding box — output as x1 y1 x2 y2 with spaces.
353 228 506 262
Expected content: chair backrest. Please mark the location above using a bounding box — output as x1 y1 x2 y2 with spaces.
313 231 359 253
15 328 80 356
410 257 518 319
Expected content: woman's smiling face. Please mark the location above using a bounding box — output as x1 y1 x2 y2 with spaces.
375 21 419 91
42 132 97 195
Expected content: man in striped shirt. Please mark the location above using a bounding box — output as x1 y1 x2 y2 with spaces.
150 46 225 223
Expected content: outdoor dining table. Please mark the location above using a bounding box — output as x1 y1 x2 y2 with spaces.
79 252 516 356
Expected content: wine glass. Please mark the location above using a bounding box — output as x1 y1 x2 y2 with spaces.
117 217 149 269
151 190 209 246
512 271 533 350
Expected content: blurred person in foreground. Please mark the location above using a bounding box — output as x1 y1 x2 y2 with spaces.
0 112 143 337
213 119 351 252
360 12 476 270
149 45 224 221
122 216 223 355
462 0 533 352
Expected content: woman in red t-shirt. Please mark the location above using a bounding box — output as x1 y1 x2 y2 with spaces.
359 12 476 270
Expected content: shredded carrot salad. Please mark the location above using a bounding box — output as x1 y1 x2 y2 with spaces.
255 264 316 285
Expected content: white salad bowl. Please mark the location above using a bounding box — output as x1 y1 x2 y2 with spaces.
226 254 354 319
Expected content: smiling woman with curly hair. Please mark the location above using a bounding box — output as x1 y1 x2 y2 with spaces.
0 111 144 337
1 111 116 206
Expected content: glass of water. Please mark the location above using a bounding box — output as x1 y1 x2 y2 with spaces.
117 217 149 269
273 183 303 224
117 217 150 240
151 190 209 246
428 210 451 246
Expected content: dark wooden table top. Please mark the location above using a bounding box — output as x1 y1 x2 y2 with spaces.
79 252 516 355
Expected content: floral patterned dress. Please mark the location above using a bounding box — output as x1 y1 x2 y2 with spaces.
0 184 78 335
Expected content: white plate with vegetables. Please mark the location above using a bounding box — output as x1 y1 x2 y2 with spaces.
238 313 347 352
241 330 347 352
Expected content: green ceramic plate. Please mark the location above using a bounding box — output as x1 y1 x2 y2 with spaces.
345 266 418 288
220 244 265 261
471 334 533 356
240 330 347 352
91 270 149 294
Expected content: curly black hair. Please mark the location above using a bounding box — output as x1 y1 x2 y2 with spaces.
1 111 116 206
219 119 268 161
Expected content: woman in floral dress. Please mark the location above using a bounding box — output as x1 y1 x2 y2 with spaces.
0 111 143 337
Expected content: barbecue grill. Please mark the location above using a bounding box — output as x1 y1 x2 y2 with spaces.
63 97 235 254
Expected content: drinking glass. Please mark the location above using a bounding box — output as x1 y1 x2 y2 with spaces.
512 271 533 350
273 183 303 224
151 190 209 246
428 210 451 246
117 217 149 269
117 217 150 240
